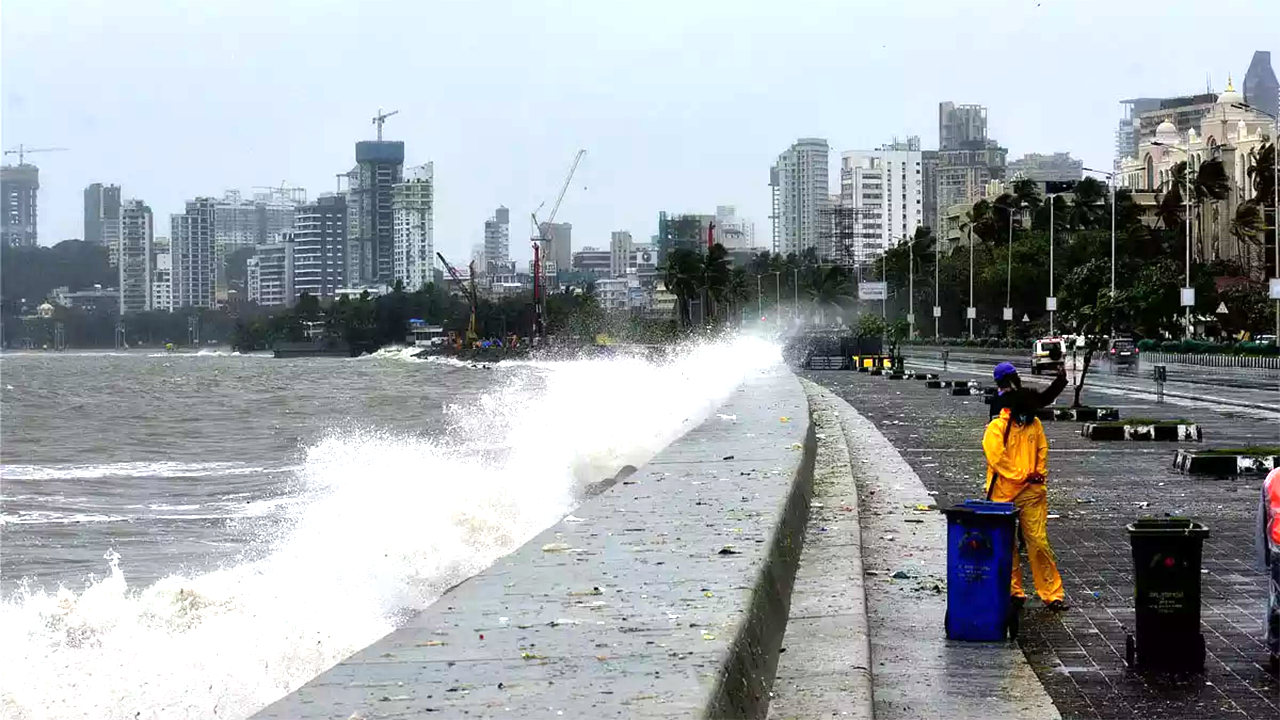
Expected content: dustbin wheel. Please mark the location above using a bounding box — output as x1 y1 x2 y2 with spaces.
1125 634 1136 668
1007 606 1020 640
1269 653 1278 675
1196 634 1206 671
944 609 950 638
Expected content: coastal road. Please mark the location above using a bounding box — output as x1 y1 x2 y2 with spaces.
903 347 1279 415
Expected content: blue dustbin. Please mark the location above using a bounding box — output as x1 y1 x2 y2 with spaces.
943 500 1018 641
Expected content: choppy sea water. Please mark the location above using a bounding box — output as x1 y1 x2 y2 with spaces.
0 337 780 719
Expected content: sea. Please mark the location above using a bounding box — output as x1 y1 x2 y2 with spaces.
0 336 780 719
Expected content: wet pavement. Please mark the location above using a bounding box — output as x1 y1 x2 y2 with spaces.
805 368 1279 720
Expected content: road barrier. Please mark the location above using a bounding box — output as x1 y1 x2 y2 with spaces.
1125 352 1279 370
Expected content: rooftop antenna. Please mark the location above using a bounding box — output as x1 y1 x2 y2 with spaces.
372 107 400 141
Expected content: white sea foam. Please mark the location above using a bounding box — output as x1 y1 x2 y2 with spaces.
0 461 268 482
0 334 780 720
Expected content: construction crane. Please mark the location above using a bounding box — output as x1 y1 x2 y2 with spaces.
372 108 400 141
530 149 586 338
3 145 68 165
253 182 307 204
436 252 478 346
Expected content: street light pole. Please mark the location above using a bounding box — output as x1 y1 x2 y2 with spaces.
909 238 915 339
1083 166 1118 299
773 271 781 327
756 274 762 320
794 267 799 325
881 246 887 319
1151 142 1194 338
968 225 975 338
1049 196 1055 336
1232 103 1280 340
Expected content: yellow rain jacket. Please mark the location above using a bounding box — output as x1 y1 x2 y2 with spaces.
983 409 1048 494
983 409 1064 603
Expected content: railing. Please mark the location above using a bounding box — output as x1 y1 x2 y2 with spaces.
1143 351 1280 370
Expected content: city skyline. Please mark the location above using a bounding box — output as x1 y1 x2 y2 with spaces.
2 0 1277 264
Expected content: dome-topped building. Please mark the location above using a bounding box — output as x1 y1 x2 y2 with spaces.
1215 75 1244 107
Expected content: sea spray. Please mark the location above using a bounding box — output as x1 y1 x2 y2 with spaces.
0 333 780 720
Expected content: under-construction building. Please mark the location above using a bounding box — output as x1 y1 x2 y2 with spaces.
2 163 40 247
347 140 405 286
818 203 874 271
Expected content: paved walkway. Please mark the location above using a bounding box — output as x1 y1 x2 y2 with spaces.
770 380 1059 719
806 369 1278 720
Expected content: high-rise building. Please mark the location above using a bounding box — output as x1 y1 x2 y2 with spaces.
392 163 434 291
151 236 173 312
936 102 1007 229
171 198 216 309
118 199 153 314
713 205 758 251
1008 153 1084 184
347 140 405 286
293 194 348 300
656 212 715 261
571 247 611 277
84 183 122 265
770 138 830 258
2 163 40 247
540 221 573 277
1117 94 1218 167
609 230 633 277
211 189 298 301
840 137 925 267
1243 51 1279 120
921 150 939 233
250 237 294 307
483 206 510 273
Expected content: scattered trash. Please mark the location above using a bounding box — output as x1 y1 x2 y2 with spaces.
479 634 485 640
905 518 924 523
717 546 741 555
1074 497 1097 504
780 416 791 423
547 619 581 627
520 652 544 660
562 515 586 524
881 535 896 541
865 570 881 576
891 570 912 579
1134 502 1150 509
913 504 936 512
1047 514 1061 520
722 455 735 460
703 591 715 597
416 640 447 647
541 542 572 552
499 617 509 625
841 505 854 512
567 587 604 596
498 682 505 690
717 414 737 421
812 502 824 508
702 633 717 640
789 443 803 450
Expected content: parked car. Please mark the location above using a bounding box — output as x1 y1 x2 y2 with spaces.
1107 337 1138 367
1030 337 1065 375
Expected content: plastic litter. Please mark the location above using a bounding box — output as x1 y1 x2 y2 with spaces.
717 546 740 555
541 542 572 552
780 416 791 423
892 570 912 579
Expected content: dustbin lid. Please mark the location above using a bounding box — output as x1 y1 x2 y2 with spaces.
944 499 1017 516
1126 517 1209 537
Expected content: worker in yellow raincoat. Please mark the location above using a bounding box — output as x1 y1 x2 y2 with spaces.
983 389 1067 611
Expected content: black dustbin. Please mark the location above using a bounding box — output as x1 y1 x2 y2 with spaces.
1125 517 1210 671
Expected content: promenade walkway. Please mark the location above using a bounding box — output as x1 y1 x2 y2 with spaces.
804 367 1277 720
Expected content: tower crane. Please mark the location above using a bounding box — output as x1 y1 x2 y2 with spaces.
372 108 400 141
3 145 68 165
530 149 586 338
253 182 307 204
436 252 478 346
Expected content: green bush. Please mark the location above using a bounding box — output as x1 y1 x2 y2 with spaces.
1137 339 1158 351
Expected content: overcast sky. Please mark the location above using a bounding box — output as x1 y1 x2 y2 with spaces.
3 0 1277 264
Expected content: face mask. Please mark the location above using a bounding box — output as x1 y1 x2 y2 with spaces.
1013 410 1035 426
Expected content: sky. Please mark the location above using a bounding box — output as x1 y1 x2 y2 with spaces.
2 0 1277 265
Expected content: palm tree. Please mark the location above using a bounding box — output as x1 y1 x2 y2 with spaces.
703 243 732 321
1193 157 1231 260
1068 176 1107 230
664 248 703 327
805 265 856 325
1232 200 1266 276
1011 178 1043 212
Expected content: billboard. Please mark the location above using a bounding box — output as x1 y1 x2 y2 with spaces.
858 282 887 301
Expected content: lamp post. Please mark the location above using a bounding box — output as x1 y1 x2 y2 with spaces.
994 203 1020 325
756 274 762 320
1153 141 1194 338
772 271 781 327
968 223 975 338
1232 103 1280 339
934 231 940 339
1082 167 1118 298
1046 193 1057 336
794 267 800 326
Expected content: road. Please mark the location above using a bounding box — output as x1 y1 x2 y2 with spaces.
903 347 1279 416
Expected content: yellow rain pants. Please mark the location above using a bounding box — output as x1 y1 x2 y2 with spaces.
984 412 1065 603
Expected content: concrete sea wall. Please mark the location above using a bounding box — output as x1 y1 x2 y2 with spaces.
254 368 816 719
